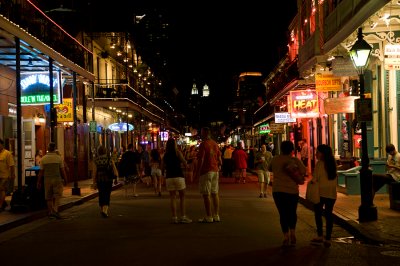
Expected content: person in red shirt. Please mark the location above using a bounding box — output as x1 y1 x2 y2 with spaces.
196 127 222 223
232 141 248 184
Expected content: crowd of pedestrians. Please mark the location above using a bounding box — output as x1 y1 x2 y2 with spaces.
1 127 345 251
70 131 342 250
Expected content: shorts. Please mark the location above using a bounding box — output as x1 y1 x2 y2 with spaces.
166 177 186 191
0 178 9 191
151 168 162 178
44 177 63 200
257 170 270 183
199 171 219 195
125 174 140 184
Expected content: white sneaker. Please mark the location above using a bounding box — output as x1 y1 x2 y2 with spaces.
171 217 179 224
213 215 221 222
180 216 192 224
198 217 214 223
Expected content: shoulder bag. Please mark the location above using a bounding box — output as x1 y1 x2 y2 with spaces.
306 179 320 204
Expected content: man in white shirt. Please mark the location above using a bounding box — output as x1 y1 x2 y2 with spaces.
372 144 400 197
0 138 15 211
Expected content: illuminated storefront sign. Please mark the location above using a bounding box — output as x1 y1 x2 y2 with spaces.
384 44 400 70
20 72 61 105
323 96 359 114
108 123 134 132
259 123 270 134
269 122 285 134
8 103 16 116
55 98 73 122
160 131 169 141
315 74 342 92
288 90 319 118
274 112 296 123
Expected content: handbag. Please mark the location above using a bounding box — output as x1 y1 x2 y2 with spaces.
306 180 320 204
284 157 305 185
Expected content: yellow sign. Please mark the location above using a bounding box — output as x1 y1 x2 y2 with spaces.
269 122 285 134
55 98 73 122
315 75 342 92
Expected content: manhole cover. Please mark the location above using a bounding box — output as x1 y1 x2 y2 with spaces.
380 250 400 257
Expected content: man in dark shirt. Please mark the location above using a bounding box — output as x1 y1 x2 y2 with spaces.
119 143 141 197
140 144 152 186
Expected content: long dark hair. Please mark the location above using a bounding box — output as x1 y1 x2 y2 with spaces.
151 148 161 163
280 140 294 155
165 138 179 157
317 144 337 180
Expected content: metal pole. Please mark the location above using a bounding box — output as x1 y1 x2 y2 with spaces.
15 37 22 190
358 73 377 222
49 58 56 143
72 72 81 195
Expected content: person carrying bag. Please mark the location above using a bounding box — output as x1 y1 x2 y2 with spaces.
93 145 117 218
308 144 337 248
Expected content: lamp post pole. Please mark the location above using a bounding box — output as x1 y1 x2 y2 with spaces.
358 73 377 222
350 28 377 222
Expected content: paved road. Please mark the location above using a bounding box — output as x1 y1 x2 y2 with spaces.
1 180 399 266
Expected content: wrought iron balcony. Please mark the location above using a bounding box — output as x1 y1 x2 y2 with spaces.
0 0 92 72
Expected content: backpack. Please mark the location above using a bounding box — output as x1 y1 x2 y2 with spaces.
97 156 114 180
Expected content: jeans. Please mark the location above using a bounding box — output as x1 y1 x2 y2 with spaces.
313 197 336 240
97 180 113 207
272 192 299 233
372 173 395 194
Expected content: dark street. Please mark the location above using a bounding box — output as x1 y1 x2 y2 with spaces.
1 178 399 266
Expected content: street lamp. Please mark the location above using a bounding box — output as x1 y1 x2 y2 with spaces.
349 28 377 222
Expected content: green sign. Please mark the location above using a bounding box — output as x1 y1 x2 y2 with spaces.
259 123 270 134
89 121 97 133
20 71 61 106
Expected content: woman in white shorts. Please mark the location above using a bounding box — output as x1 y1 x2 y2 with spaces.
161 138 192 224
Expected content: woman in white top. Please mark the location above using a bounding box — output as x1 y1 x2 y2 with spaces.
310 144 337 248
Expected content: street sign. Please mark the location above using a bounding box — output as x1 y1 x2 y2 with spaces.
89 121 97 133
355 98 372 122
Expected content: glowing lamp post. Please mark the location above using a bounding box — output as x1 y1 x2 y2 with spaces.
349 28 377 222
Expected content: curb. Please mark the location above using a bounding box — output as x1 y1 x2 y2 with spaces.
298 196 386 246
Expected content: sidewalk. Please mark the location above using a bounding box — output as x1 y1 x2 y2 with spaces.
236 172 400 246
298 183 400 246
0 179 122 233
1 174 400 247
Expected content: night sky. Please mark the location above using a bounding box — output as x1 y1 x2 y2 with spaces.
37 1 298 122
166 2 298 98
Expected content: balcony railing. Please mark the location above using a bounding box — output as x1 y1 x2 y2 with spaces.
0 0 93 72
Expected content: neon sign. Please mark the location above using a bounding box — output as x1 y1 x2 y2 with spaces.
259 123 270 134
160 131 169 141
289 90 319 118
108 123 134 132
20 72 61 105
